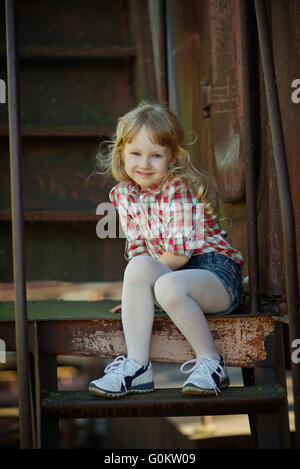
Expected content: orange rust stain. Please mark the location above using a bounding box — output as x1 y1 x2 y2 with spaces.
70 315 275 366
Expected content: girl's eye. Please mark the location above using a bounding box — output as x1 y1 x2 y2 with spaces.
131 152 140 156
153 153 161 158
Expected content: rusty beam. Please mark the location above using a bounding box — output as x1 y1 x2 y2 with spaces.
1 314 278 368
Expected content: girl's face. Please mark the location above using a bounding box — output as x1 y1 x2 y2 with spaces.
123 125 174 189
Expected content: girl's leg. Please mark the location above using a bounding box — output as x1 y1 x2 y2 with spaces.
153 269 231 359
121 255 172 366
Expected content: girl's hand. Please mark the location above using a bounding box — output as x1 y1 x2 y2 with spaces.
110 303 122 314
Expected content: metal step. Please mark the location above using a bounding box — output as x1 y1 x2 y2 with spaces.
41 385 286 419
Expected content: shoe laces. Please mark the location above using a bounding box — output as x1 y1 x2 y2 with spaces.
104 355 138 392
180 356 225 395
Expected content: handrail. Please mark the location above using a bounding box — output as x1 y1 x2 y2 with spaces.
5 0 34 448
254 0 300 449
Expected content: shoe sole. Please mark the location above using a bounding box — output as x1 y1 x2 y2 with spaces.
182 383 229 396
88 386 154 398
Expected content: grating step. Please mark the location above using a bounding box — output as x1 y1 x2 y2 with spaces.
41 385 286 419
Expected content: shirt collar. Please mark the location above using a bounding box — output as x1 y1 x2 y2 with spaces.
128 181 161 198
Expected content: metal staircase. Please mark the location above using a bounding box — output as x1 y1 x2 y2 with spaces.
1 0 299 449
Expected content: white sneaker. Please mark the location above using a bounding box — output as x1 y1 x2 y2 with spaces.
180 355 230 396
88 355 154 398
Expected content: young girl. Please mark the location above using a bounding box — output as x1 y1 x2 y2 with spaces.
89 102 244 398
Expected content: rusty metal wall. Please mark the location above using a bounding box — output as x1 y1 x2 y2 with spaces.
1 0 299 300
166 0 300 303
256 0 300 299
166 0 248 277
0 0 156 283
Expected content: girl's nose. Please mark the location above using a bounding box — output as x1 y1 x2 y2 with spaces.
139 157 152 169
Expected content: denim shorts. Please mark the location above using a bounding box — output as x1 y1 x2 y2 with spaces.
178 252 244 315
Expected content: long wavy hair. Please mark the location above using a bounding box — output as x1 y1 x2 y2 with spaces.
96 101 218 220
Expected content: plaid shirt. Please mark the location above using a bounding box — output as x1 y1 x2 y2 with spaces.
109 177 244 265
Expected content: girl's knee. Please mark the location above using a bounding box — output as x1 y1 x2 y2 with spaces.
154 273 183 308
124 255 158 284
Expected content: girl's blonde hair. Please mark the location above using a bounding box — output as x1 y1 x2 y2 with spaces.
96 101 218 220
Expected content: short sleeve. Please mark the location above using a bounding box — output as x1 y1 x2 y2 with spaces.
124 239 148 261
109 183 148 261
109 185 120 208
122 211 148 260
162 180 205 258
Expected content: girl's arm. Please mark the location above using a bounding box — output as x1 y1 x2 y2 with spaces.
158 250 189 270
131 250 188 269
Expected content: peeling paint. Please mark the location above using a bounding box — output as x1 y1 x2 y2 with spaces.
1 315 276 368
215 133 240 171
65 315 276 367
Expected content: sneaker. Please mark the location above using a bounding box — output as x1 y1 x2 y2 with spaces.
180 355 230 396
88 355 154 398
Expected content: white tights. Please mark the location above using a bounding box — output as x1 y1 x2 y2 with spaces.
121 255 232 366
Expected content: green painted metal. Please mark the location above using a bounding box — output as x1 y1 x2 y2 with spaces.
0 299 133 321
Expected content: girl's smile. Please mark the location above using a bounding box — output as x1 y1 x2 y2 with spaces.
123 125 174 189
136 171 154 176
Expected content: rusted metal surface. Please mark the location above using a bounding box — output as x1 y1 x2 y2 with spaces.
0 139 110 214
0 140 104 213
0 46 137 59
1 314 277 368
0 127 115 136
0 221 127 283
238 0 259 312
0 0 157 286
256 0 300 300
209 0 246 203
15 0 130 49
254 0 300 449
0 60 134 132
128 0 158 103
165 0 212 165
41 385 286 420
165 0 247 280
0 211 101 222
148 0 168 103
207 0 250 280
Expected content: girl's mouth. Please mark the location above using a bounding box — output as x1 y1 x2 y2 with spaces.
137 171 154 176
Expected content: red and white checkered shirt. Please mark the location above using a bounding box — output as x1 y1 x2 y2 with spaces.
109 177 244 265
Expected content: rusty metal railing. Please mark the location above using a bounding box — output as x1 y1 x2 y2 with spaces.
240 0 260 314
5 0 35 448
254 0 300 449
